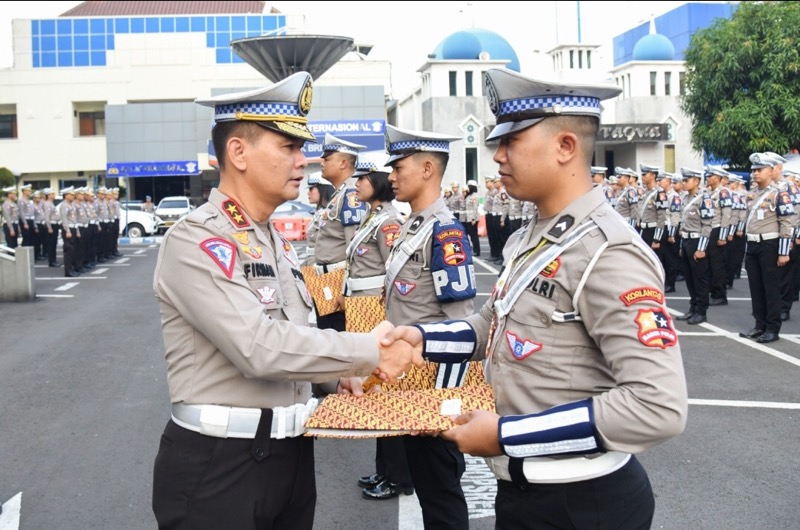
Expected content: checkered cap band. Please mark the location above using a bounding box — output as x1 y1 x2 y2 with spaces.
497 95 600 120
388 140 450 153
215 102 302 122
323 144 360 155
355 160 378 171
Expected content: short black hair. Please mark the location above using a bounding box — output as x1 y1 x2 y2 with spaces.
359 171 395 202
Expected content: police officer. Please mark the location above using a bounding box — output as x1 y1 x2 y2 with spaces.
614 167 638 226
32 190 47 261
705 166 733 305
592 166 616 205
664 173 684 292
42 188 61 267
339 163 412 500
446 180 463 221
302 172 334 266
380 124 478 528
491 177 511 264
2 186 20 248
151 72 419 530
675 167 714 324
385 68 687 529
769 159 800 321
484 175 501 262
314 132 369 331
109 187 122 257
58 187 80 277
636 164 668 260
17 184 36 248
725 174 748 289
463 179 482 256
738 152 795 343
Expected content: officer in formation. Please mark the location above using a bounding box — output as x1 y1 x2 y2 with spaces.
614 166 639 226
338 163 412 500
664 173 684 292
109 187 122 258
738 152 795 343
780 168 800 311
675 167 714 325
506 192 523 233
314 132 368 331
17 183 36 249
705 166 734 306
372 123 478 528
2 186 20 248
726 173 749 290
766 153 800 321
42 188 61 267
445 180 464 222
487 175 511 265
302 171 335 266
58 187 81 277
384 67 688 529
32 190 47 261
151 72 419 529
463 179 482 256
636 164 668 262
592 166 617 205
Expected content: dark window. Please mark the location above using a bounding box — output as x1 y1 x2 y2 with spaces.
0 115 18 139
665 72 672 96
465 71 473 96
449 71 457 96
570 50 574 69
650 72 657 96
465 147 478 182
79 111 105 136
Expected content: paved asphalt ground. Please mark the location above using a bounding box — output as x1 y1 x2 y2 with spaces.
1 236 798 529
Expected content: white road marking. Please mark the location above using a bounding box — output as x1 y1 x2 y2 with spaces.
0 492 21 530
463 456 497 519
92 268 108 274
689 399 800 409
114 257 130 264
36 277 107 280
54 282 79 291
666 296 750 301
697 321 800 368
36 294 74 298
398 492 423 529
134 249 146 255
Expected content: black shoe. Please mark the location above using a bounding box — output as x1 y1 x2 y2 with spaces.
675 312 695 321
664 286 675 293
49 262 61 267
112 252 122 257
739 328 764 339
726 282 734 289
675 274 685 281
66 271 80 277
357 473 385 489
755 332 779 344
76 267 88 273
708 297 728 306
362 479 414 500
687 313 707 325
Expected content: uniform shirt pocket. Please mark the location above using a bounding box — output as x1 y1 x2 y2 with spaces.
501 288 559 376
249 278 284 313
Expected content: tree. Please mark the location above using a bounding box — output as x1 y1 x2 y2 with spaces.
681 1 800 168
0 167 15 189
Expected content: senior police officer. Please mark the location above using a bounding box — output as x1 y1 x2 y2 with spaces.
313 132 368 331
738 152 795 343
382 68 688 529
2 186 20 248
150 72 420 530
675 167 714 324
370 124 478 527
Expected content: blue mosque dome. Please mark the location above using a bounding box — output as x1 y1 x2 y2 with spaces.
632 33 675 61
433 28 520 72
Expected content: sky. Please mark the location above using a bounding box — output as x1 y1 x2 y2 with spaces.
1 1 709 97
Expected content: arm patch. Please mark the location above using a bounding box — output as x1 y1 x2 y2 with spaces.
430 219 476 302
340 189 367 226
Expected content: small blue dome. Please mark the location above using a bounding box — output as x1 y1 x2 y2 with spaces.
632 34 675 61
433 28 520 72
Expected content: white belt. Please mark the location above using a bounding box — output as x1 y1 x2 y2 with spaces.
347 274 386 292
640 222 657 228
171 399 318 440
89 220 97 225
680 231 701 239
314 260 346 275
746 232 779 242
485 452 631 484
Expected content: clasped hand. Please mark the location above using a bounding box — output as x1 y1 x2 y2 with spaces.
368 322 424 385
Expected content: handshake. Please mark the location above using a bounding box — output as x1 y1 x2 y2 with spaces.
369 322 425 385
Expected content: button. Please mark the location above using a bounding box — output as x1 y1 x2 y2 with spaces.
254 447 265 458
355 370 363 376
540 315 548 324
283 300 289 306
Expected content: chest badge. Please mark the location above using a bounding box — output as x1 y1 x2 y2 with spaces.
394 280 416 296
257 286 276 305
505 331 542 360
200 238 236 279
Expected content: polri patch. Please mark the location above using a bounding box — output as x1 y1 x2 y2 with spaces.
201 238 236 279
635 309 677 349
620 287 665 306
394 280 416 296
505 331 542 360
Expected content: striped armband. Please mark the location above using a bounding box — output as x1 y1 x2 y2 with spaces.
654 227 664 241
668 225 677 238
698 236 709 252
499 399 604 458
719 227 728 240
414 320 476 363
737 221 745 232
729 224 737 236
779 238 792 256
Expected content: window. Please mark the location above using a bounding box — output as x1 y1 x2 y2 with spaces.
587 50 592 69
664 145 676 173
0 114 18 139
578 50 583 69
79 111 105 136
465 71 473 96
650 72 657 96
570 50 574 69
664 72 672 96
449 71 457 96
465 147 478 183
679 72 686 95
621 76 626 98
627 74 631 97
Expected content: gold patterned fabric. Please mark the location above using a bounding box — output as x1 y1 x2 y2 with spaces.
300 266 345 316
344 295 385 333
304 384 495 438
377 360 486 391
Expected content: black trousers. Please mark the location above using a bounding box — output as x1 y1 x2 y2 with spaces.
316 309 345 331
153 420 316 530
46 225 60 265
726 233 746 285
3 222 19 248
487 214 501 259
63 228 78 275
464 220 480 256
21 218 35 247
745 239 781 333
373 437 412 487
707 228 728 300
35 222 47 258
495 456 654 530
680 238 709 315
779 244 798 313
403 435 468 529
664 234 681 289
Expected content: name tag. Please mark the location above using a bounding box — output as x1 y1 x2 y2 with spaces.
757 209 764 220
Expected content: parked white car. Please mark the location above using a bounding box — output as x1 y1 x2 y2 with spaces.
119 207 163 238
155 196 196 233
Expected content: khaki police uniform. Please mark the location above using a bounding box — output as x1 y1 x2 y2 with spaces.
677 168 714 323
32 194 46 260
2 189 20 249
42 190 61 266
664 175 684 291
17 186 35 248
706 171 733 304
414 68 687 529
463 186 481 256
58 189 80 277
726 177 748 287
